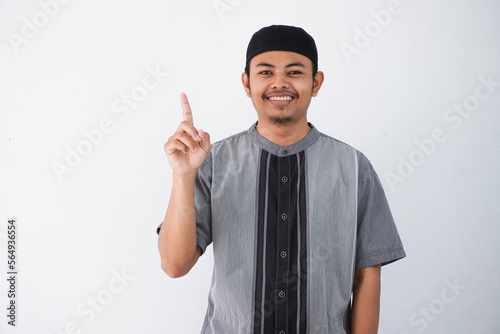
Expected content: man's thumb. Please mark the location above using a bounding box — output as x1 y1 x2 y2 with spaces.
199 130 210 153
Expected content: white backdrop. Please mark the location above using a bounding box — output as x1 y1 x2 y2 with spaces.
1 0 499 333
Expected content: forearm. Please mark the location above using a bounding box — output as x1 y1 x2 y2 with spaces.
351 264 381 334
158 172 200 278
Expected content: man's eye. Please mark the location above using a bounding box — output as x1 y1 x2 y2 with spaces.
289 71 303 75
259 71 272 75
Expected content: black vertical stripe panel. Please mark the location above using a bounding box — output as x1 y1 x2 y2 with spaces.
276 155 291 332
253 150 268 334
283 154 299 334
264 154 278 333
298 150 308 334
254 150 306 334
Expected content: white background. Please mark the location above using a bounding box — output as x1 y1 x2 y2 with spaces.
1 0 499 333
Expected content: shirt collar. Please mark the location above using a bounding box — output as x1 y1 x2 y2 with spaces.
248 121 320 157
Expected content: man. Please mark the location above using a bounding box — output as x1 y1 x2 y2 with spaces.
157 25 405 334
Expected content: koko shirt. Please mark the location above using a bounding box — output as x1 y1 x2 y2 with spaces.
157 123 406 334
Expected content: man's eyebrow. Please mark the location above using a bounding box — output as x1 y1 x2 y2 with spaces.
256 63 275 68
285 62 305 68
255 62 306 68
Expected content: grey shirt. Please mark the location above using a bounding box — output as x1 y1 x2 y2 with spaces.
158 122 405 334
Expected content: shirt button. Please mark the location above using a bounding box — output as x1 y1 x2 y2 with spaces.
278 290 286 298
283 149 288 155
280 251 287 258
281 176 288 183
281 213 288 221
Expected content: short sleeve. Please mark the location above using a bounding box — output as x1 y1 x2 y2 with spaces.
193 155 213 255
155 154 214 257
355 156 406 270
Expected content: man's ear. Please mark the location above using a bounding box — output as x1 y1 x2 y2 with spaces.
242 72 251 97
311 71 324 97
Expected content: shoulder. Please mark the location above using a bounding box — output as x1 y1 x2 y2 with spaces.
210 127 253 151
201 126 256 173
314 129 372 175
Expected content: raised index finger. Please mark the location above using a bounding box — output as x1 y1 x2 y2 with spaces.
180 93 193 125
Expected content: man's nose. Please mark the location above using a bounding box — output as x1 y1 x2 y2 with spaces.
271 72 290 89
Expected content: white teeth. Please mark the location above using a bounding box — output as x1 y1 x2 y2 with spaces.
269 96 293 101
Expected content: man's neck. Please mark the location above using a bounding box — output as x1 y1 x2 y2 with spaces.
255 120 311 147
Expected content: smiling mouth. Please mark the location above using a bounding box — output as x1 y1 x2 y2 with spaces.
266 96 295 108
265 92 297 107
268 96 293 101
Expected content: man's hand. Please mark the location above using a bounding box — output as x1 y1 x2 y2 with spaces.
164 93 210 176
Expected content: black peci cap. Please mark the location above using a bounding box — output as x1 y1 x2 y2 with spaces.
246 25 318 68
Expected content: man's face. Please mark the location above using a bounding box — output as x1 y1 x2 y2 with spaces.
242 51 323 126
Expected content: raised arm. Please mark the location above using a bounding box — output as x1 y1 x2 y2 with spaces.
158 93 211 278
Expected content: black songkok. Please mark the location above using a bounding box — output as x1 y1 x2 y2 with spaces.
246 25 318 68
